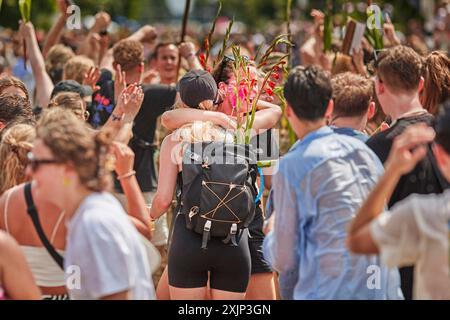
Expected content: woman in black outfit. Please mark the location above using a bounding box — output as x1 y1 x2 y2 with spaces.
149 70 251 300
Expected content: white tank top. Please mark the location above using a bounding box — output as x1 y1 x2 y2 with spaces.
3 187 66 288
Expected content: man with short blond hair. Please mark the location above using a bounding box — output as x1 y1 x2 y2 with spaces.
330 72 375 142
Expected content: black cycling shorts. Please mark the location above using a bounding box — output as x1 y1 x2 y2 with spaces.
248 205 273 274
168 214 251 293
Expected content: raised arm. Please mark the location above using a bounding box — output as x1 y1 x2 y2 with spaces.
112 142 152 241
102 83 144 144
100 25 158 73
77 12 111 63
43 0 69 57
347 124 436 254
179 42 203 71
19 21 54 108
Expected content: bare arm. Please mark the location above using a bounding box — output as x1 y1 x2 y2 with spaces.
100 291 130 300
179 42 203 71
43 0 69 57
102 84 143 144
77 12 110 61
149 135 180 220
250 100 282 131
112 142 152 241
347 124 436 254
100 25 157 74
161 108 237 132
19 21 54 107
0 232 41 300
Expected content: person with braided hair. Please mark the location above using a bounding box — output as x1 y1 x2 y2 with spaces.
25 108 154 300
0 124 35 195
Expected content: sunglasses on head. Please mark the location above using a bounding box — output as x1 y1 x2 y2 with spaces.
27 152 63 172
215 54 250 84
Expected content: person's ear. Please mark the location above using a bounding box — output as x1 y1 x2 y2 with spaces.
367 101 376 120
138 62 144 74
433 144 450 175
325 99 334 119
285 104 292 119
0 121 5 132
112 61 118 70
418 76 425 94
376 78 385 95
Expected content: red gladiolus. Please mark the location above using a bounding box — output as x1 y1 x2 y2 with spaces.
266 88 274 96
268 81 276 89
199 53 207 69
271 73 280 80
273 66 280 72
250 79 256 88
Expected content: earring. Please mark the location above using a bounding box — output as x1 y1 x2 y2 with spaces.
63 177 71 187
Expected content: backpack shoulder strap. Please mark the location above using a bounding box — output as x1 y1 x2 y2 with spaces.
24 183 64 270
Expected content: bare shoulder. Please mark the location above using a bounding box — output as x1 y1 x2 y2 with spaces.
0 185 26 229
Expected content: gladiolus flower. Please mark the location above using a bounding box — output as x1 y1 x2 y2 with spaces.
266 88 274 96
271 73 280 80
268 81 276 89
238 86 248 100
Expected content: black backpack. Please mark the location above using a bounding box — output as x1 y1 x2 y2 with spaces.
180 142 258 249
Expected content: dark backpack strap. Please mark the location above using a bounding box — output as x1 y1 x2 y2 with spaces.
24 183 64 270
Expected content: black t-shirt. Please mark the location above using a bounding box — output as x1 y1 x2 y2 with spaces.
366 112 450 301
367 112 447 208
115 84 177 193
89 69 115 128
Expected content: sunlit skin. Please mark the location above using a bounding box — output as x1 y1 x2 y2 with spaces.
1 86 27 99
155 45 179 85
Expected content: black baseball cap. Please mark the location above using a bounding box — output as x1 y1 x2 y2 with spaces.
51 80 94 99
177 70 218 108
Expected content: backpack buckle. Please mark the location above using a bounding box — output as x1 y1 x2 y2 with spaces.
204 220 212 232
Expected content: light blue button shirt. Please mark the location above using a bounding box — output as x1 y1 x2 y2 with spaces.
263 126 402 300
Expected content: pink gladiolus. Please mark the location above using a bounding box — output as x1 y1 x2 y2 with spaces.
238 86 248 100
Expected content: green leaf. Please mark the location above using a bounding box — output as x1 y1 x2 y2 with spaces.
0 0 3 14
19 0 32 22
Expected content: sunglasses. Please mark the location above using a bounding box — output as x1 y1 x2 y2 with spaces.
27 152 63 172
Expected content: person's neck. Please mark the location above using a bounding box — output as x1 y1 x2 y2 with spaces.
63 186 94 222
292 118 327 140
125 72 141 85
388 95 425 121
160 76 176 85
331 115 366 132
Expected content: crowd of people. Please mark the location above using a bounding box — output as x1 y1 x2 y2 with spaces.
0 0 449 300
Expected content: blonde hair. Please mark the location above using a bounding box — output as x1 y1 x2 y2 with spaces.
36 108 113 192
63 55 95 84
173 97 234 143
0 124 35 195
46 44 75 83
48 92 87 121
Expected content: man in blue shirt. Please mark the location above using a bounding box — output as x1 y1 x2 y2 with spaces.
329 72 375 142
263 66 402 300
